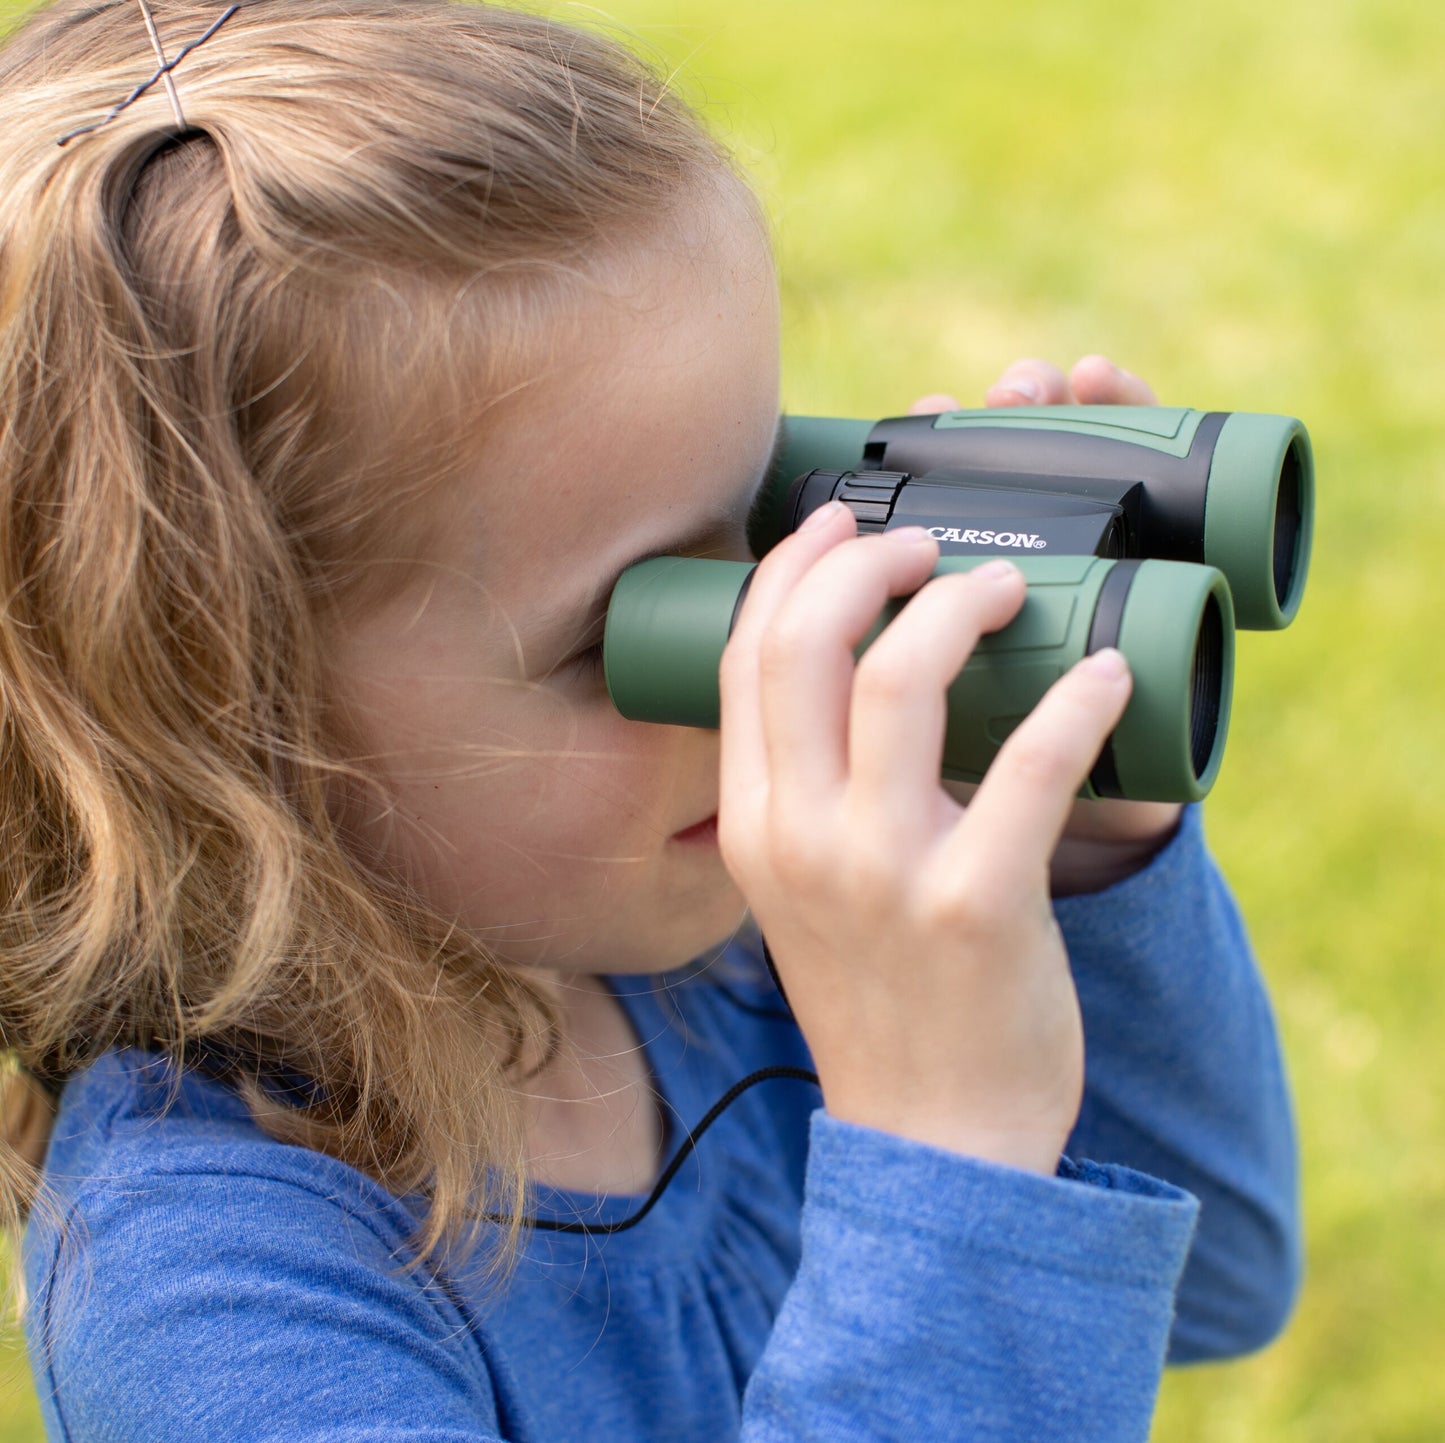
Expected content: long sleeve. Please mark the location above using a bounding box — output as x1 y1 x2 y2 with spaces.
743 1113 1199 1442
28 961 1224 1443
1055 804 1301 1361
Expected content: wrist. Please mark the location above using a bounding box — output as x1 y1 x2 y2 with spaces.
1049 801 1183 896
820 1089 1073 1177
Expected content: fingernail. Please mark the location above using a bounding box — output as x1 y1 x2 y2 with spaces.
973 559 1019 581
996 376 1042 402
798 500 844 534
886 525 935 546
1082 647 1129 680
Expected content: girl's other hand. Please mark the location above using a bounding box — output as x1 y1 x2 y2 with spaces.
717 508 1133 1174
910 355 1182 894
909 353 1158 414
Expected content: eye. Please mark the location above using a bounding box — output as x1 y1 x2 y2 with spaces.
570 641 607 682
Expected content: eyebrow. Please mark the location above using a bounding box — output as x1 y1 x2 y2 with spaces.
537 417 786 644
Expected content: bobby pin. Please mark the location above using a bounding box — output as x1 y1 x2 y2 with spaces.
57 1 240 147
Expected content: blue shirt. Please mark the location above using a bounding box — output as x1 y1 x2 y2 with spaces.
24 806 1299 1441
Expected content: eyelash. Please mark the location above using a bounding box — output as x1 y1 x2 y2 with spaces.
571 642 607 681
559 520 752 689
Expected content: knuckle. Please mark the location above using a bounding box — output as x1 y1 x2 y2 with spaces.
922 874 1014 942
757 612 813 678
1000 733 1072 792
851 647 916 707
838 533 901 577
761 602 812 655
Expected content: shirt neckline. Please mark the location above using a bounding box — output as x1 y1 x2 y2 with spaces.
506 971 714 1249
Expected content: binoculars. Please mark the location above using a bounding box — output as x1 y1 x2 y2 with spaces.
603 406 1315 802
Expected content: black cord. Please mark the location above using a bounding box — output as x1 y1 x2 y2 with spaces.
758 934 794 1019
502 1063 819 1235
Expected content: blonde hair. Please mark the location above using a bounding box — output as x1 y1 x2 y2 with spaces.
0 0 735 1265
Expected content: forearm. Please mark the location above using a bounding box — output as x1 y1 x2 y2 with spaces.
1055 804 1301 1360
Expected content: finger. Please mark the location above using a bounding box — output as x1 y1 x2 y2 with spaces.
938 648 1134 899
1069 354 1159 406
718 501 858 818
908 392 961 415
846 561 1026 844
756 528 941 808
984 357 1072 408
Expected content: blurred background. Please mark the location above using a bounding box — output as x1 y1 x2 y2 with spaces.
2 0 1442 1439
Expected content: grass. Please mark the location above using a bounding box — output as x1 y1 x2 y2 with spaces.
3 0 1444 1438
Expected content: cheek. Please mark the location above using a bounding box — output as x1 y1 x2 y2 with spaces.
468 705 670 843
376 677 677 870
410 703 695 942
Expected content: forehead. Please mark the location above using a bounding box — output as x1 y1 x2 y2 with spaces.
443 198 781 642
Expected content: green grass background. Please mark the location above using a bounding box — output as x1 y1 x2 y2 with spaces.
2 0 1443 1438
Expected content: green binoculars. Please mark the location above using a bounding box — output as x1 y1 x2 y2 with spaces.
603 406 1315 802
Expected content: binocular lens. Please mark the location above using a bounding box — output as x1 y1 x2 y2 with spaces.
1273 438 1306 611
1190 591 1226 782
1202 411 1313 630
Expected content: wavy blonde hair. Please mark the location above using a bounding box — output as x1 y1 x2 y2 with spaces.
0 0 733 1265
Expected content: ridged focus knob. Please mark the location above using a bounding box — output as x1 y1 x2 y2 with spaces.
796 470 910 533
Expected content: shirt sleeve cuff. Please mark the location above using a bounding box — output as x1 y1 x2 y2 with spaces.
806 1109 1199 1289
1053 801 1209 948
743 1112 1200 1437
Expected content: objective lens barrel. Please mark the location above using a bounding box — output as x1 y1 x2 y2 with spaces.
604 552 1235 802
755 407 1313 631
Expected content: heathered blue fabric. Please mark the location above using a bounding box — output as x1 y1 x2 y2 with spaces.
24 805 1298 1441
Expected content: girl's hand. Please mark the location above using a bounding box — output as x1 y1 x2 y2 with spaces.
912 355 1183 895
910 352 1157 412
717 508 1133 1174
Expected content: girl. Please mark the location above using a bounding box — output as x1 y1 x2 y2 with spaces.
0 2 1298 1438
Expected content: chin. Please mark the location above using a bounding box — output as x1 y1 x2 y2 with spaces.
496 904 747 977
610 897 751 977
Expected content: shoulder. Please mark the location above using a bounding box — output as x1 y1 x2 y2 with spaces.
38 1048 412 1238
25 1051 503 1441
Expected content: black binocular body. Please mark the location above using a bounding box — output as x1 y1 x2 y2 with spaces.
603 406 1315 803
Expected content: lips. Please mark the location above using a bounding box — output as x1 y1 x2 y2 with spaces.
670 813 718 844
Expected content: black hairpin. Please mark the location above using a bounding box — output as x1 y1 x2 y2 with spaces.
57 1 240 147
